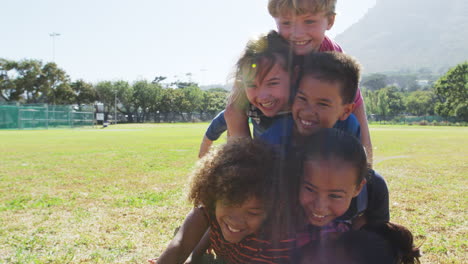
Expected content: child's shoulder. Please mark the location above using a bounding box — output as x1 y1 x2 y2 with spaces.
319 35 343 53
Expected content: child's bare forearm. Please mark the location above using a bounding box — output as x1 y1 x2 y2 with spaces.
185 228 211 264
152 208 209 264
224 104 251 139
198 136 213 159
353 104 373 166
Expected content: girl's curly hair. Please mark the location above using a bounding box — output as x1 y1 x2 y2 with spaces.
188 138 281 215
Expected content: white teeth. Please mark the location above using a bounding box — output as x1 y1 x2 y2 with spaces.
227 225 241 233
313 213 326 218
260 101 274 108
301 119 313 126
294 40 309 45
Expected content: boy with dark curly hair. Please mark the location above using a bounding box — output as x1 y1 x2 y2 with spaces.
150 138 294 264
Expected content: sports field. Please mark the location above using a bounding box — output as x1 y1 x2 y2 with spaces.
0 124 466 263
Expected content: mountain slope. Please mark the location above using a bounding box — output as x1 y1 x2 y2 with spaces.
335 0 468 74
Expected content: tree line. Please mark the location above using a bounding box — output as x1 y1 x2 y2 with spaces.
361 62 467 121
0 58 228 123
1 58 466 123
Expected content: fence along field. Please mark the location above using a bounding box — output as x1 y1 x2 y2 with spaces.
0 103 94 129
0 124 466 263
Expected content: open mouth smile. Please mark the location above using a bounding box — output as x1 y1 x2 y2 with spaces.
227 224 241 233
259 100 276 109
298 118 318 128
312 212 326 218
292 40 311 46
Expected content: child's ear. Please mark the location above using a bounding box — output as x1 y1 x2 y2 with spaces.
338 103 355 121
327 14 336 30
353 178 367 198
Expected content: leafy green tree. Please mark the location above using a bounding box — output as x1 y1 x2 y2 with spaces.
181 85 203 120
159 88 178 121
152 76 167 84
113 81 135 122
362 89 378 115
434 62 468 120
199 90 227 119
171 88 190 121
40 62 70 104
95 81 115 120
362 73 387 91
376 86 405 119
133 80 159 122
14 59 43 103
71 80 96 108
404 90 436 116
0 58 21 101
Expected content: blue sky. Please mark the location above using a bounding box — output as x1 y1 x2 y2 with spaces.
1 0 375 85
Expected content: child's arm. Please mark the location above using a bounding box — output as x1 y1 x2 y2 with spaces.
151 207 209 264
353 103 373 166
224 103 251 139
198 136 213 158
198 110 227 158
184 228 211 264
365 170 389 224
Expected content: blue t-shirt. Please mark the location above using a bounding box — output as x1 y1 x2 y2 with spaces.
204 108 289 141
260 113 361 150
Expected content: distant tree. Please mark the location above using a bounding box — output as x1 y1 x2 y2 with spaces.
0 59 70 104
71 80 96 108
152 76 167 84
147 82 163 122
51 83 75 104
40 62 70 104
159 88 177 121
182 85 203 120
207 87 228 93
404 90 436 116
362 88 378 115
362 73 387 91
133 80 156 122
434 62 468 120
376 86 405 119
95 81 115 120
0 58 21 101
113 81 134 122
386 74 419 92
14 59 44 103
171 81 198 89
199 89 228 119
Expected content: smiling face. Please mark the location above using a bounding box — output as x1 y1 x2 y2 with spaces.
299 159 364 227
215 197 267 243
244 57 291 117
292 75 353 137
275 12 334 55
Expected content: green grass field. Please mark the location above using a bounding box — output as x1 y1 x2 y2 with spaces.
0 124 466 263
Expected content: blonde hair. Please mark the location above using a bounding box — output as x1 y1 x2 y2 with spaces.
228 31 292 110
268 0 337 17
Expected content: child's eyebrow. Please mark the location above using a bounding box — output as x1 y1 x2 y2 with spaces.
304 181 347 193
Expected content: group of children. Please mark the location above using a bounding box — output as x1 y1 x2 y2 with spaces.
152 0 421 263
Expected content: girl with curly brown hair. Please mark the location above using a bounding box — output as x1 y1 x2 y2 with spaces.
151 138 294 264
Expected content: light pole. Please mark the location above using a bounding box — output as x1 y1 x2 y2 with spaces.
49 32 61 62
114 90 117 125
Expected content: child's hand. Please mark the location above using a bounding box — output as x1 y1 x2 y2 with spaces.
147 258 158 264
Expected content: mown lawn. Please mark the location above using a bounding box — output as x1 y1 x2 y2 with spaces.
0 124 466 263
